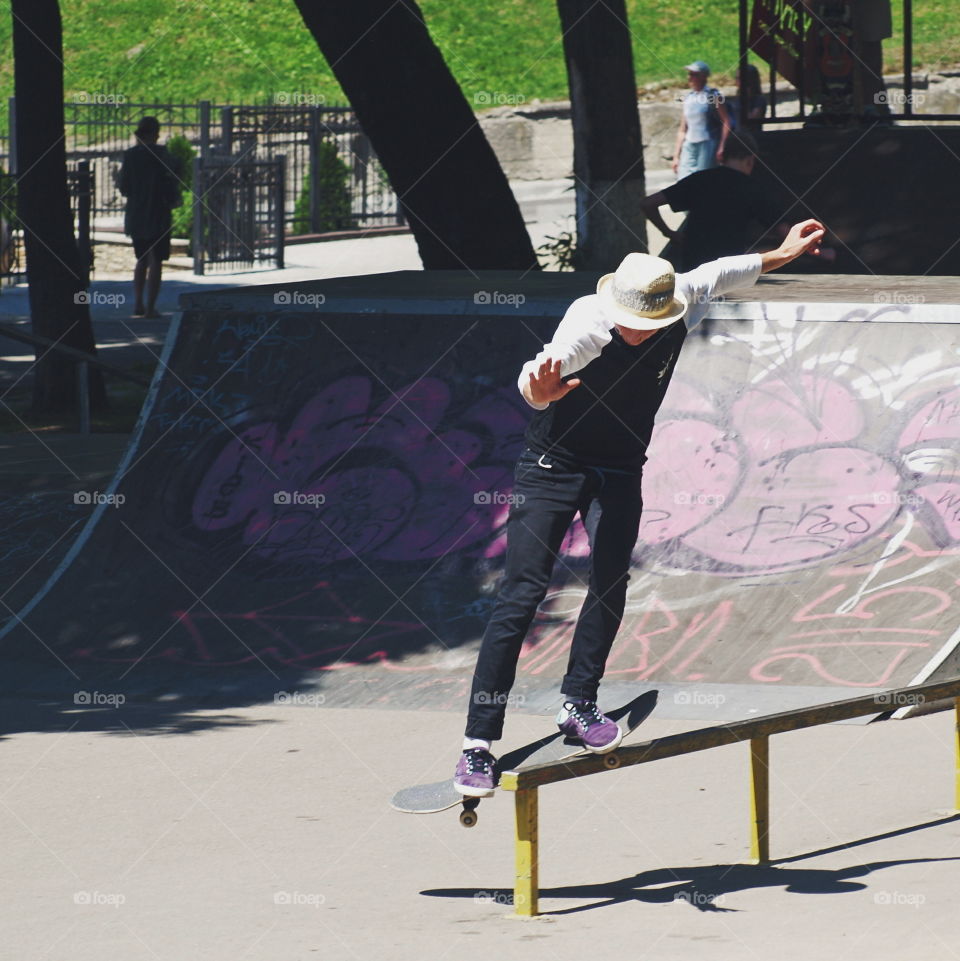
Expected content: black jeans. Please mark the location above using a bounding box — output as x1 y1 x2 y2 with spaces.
465 448 643 740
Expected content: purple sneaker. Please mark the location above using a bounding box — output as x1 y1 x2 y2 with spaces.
556 700 623 753
454 748 497 797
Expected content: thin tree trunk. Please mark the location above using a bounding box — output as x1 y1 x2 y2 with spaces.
11 0 105 413
557 0 648 269
292 0 538 271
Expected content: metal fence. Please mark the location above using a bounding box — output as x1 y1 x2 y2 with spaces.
223 105 403 234
0 98 404 280
16 99 402 235
193 153 285 274
0 158 93 285
59 100 223 231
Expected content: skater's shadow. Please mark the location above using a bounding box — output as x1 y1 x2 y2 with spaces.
423 813 960 914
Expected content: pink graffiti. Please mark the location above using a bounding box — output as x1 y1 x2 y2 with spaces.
642 372 902 571
192 377 527 563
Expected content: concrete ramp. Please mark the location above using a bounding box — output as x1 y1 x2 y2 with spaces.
3 272 960 719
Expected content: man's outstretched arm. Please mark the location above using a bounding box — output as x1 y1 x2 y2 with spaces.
759 219 825 273
678 218 828 330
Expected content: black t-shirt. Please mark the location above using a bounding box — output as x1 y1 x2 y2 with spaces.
524 320 687 473
118 144 181 239
663 166 782 271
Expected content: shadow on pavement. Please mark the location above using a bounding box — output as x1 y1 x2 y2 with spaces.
423 814 960 914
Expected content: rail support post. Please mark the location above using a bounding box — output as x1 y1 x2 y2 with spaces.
513 787 539 917
749 735 770 863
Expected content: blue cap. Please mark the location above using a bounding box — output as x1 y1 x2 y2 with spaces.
684 60 711 76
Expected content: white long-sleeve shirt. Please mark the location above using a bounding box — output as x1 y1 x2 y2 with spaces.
518 253 762 410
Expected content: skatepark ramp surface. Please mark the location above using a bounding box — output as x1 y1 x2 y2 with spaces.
3 271 960 719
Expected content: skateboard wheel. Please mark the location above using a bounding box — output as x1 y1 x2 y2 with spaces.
459 809 478 828
603 752 621 769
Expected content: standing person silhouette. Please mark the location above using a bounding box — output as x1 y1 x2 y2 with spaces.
643 133 788 272
118 116 182 318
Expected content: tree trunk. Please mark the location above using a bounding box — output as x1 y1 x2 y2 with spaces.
556 0 648 269
11 0 106 413
292 0 538 271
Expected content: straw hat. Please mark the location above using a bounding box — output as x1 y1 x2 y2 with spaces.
596 253 688 330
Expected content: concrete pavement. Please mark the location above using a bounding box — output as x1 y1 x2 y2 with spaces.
1 699 957 959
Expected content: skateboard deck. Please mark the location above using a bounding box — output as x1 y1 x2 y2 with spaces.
390 691 657 826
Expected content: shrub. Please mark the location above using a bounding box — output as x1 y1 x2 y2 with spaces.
291 139 354 235
166 134 196 239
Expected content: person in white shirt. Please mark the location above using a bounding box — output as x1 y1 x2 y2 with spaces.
672 60 731 180
453 219 826 798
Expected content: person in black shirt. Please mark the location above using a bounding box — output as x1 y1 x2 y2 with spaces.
453 220 827 797
117 116 182 318
642 133 785 273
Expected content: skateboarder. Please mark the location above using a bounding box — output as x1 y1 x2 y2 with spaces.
454 218 826 797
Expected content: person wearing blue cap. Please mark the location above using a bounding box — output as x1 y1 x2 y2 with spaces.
672 60 730 181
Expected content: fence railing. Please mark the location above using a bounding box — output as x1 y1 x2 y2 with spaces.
192 153 285 274
29 100 403 235
0 322 150 432
499 677 960 917
0 98 405 280
0 158 93 285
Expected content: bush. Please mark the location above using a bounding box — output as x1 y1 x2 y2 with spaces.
536 228 577 271
291 139 354 235
166 134 196 240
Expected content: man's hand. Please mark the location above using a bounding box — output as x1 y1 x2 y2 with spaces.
524 358 580 406
760 218 827 273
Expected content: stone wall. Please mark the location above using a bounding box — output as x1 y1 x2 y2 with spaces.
478 73 960 181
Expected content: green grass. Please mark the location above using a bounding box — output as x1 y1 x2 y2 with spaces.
0 0 954 120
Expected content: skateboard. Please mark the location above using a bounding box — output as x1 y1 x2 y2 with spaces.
390 691 657 827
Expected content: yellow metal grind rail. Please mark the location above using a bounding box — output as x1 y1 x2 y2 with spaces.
499 678 960 917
